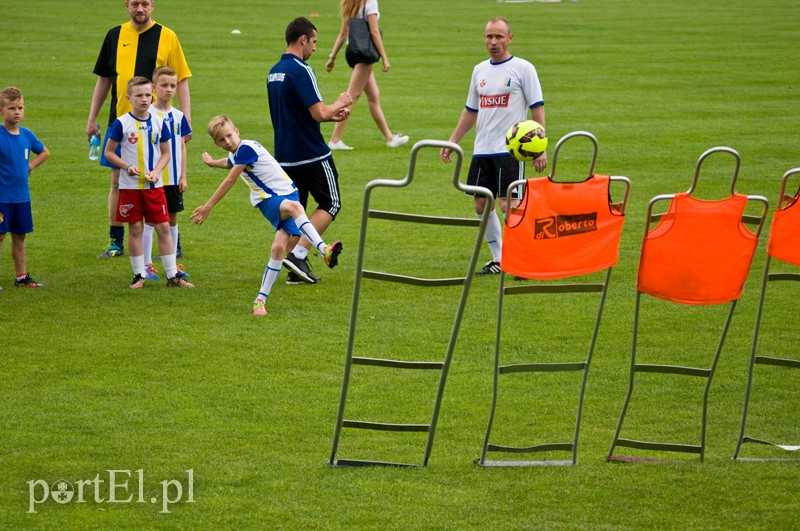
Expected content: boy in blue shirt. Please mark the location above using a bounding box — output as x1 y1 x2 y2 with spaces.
0 87 50 289
191 115 343 316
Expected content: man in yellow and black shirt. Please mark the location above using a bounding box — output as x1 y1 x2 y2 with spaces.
86 0 192 258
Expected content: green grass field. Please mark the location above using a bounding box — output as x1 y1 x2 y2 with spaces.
2 0 799 527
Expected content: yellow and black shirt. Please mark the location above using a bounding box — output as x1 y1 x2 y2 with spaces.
93 20 191 127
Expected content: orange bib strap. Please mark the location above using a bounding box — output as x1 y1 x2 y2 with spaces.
767 194 800 266
501 175 625 279
637 193 758 305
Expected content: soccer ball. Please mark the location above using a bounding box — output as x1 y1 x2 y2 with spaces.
505 120 547 162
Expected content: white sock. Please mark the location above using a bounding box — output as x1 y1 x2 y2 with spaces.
295 214 326 256
170 225 179 254
130 254 146 277
160 253 178 279
258 258 283 301
142 224 155 265
291 244 309 260
483 210 503 262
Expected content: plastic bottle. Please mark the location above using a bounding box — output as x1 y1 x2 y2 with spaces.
88 128 101 161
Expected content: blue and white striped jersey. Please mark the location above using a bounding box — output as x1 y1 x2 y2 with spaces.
149 104 191 186
228 139 297 207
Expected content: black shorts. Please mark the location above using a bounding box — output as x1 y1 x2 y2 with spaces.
284 158 341 219
466 155 525 199
345 46 380 69
162 184 184 214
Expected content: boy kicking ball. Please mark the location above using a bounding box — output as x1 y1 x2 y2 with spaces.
191 115 342 316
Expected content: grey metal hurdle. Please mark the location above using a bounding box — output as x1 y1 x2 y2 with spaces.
733 168 800 461
479 131 630 466
608 147 768 462
329 140 494 467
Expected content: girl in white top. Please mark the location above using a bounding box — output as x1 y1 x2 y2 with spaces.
325 0 409 150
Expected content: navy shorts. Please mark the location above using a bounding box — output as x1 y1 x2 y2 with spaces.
0 202 34 234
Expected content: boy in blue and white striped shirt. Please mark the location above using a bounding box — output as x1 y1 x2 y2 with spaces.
142 66 192 280
191 115 342 316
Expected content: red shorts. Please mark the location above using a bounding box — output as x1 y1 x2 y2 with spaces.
116 188 169 224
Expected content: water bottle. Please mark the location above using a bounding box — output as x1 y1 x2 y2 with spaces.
88 128 101 161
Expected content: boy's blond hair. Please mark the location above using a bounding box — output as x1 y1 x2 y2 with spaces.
207 114 235 140
127 76 152 95
152 65 177 83
0 86 23 107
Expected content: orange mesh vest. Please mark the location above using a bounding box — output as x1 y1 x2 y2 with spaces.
767 194 800 267
637 193 758 305
501 175 625 280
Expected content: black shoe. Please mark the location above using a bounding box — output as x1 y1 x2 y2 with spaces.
130 274 146 289
166 276 194 288
282 254 318 284
286 271 304 285
14 274 44 287
476 260 501 275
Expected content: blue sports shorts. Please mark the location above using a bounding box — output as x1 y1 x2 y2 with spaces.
257 192 301 236
0 201 34 234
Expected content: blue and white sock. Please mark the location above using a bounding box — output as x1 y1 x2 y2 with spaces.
258 258 283 300
295 215 326 257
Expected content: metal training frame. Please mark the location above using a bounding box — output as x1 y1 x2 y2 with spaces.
733 168 800 461
480 131 631 466
329 140 494 467
608 147 769 462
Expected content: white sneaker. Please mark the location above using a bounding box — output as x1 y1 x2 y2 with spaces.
328 140 353 150
386 134 409 148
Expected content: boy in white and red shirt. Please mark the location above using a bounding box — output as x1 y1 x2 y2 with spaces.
104 76 194 289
